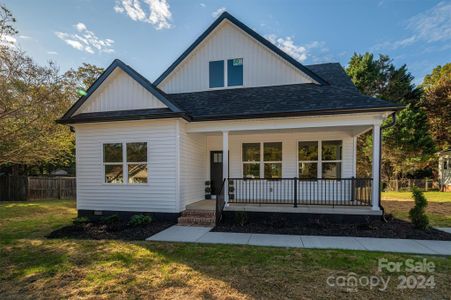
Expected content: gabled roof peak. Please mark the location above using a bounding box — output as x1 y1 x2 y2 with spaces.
59 59 184 122
153 11 328 86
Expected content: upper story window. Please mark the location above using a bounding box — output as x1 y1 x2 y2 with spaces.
209 60 224 88
209 58 243 88
227 58 243 86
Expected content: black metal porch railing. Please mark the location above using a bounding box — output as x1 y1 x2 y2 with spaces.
227 177 372 207
215 179 227 224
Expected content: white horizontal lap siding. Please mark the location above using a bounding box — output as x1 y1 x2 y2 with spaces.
159 21 312 93
76 68 166 115
179 122 207 210
206 131 354 202
74 119 179 213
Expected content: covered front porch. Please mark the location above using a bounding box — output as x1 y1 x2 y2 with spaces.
182 112 386 218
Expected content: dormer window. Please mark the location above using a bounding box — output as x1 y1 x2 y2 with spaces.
227 58 243 86
209 60 224 88
209 58 243 88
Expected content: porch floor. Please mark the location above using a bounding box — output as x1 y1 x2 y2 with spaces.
185 199 381 215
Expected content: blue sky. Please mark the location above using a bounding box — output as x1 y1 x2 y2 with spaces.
4 0 451 85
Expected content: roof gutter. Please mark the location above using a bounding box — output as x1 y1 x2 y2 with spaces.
190 106 404 122
379 112 397 220
56 112 191 125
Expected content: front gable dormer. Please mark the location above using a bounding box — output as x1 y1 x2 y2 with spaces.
155 13 327 93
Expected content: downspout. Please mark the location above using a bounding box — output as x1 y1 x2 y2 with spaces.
379 113 396 221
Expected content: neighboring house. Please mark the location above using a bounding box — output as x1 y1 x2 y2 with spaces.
438 150 451 192
59 12 403 225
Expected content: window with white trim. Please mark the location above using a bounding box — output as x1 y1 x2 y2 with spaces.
298 140 342 179
242 143 260 178
322 140 342 179
298 141 318 179
103 142 148 184
242 142 282 178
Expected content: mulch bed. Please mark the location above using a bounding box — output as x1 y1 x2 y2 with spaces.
47 220 175 241
213 215 451 241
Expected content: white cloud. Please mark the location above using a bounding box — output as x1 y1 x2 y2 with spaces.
212 7 226 18
55 23 114 54
266 35 332 63
75 22 87 32
47 51 58 55
114 0 173 30
266 34 308 62
18 35 31 39
407 1 451 43
200 3 206 8
374 1 451 50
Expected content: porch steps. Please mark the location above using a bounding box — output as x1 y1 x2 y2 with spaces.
177 209 216 226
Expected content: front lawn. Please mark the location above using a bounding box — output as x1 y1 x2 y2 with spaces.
382 191 451 227
382 191 451 202
1 200 450 299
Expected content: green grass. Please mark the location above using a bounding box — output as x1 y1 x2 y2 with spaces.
382 191 451 202
0 200 450 299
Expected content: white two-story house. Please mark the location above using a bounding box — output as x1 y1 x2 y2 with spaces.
59 12 403 225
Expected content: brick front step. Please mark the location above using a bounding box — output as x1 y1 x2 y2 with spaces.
181 210 216 218
177 216 215 226
177 209 216 226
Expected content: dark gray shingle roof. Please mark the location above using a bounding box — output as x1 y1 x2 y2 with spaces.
167 63 403 121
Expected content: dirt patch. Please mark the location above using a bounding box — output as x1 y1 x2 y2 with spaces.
47 220 175 241
383 199 451 217
213 215 451 240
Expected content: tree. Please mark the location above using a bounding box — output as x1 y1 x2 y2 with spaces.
63 63 104 99
346 53 435 179
0 5 103 174
420 64 451 151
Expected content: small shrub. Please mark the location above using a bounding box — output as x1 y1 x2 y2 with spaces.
128 214 152 227
234 211 248 226
409 187 429 230
100 214 119 224
73 216 89 225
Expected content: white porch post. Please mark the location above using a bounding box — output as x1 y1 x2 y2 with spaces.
222 130 229 205
372 124 381 210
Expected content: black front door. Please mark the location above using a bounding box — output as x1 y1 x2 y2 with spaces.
210 151 223 196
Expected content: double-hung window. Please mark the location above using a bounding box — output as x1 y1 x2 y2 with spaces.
242 143 260 178
242 142 282 178
263 142 282 178
298 141 318 179
104 143 124 183
298 140 342 179
322 140 342 179
103 142 148 184
126 143 148 183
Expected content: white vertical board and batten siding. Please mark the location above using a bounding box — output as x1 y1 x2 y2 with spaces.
74 119 179 213
158 20 313 93
75 68 167 115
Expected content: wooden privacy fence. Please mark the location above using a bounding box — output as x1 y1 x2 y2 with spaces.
383 178 439 192
0 176 76 201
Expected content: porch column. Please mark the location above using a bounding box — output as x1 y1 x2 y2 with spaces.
223 130 229 204
371 124 381 210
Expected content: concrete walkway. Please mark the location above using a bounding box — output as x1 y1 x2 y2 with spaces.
147 225 451 256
